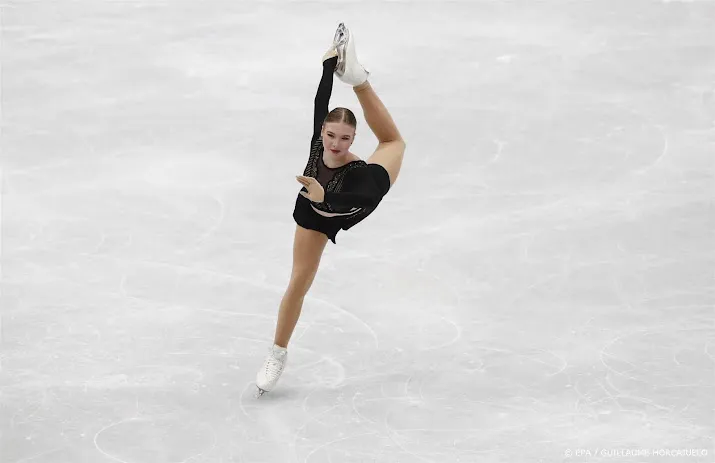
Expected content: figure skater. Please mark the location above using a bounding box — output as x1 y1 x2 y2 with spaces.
255 23 406 397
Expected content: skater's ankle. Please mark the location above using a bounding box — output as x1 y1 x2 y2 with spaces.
353 81 370 92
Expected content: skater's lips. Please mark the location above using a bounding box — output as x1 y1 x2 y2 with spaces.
330 149 340 153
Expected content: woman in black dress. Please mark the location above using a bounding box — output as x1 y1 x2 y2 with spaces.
256 23 406 397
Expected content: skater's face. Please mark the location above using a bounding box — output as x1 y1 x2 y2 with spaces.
322 122 355 156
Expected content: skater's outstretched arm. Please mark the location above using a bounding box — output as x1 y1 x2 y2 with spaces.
312 56 339 142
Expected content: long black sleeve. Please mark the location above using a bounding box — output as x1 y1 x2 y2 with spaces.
322 167 382 209
313 57 338 139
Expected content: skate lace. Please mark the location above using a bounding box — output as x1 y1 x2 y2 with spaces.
264 353 285 379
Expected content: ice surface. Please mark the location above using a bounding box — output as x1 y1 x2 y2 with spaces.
1 1 714 462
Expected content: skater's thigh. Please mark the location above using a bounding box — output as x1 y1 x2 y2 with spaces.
289 225 328 292
367 140 406 186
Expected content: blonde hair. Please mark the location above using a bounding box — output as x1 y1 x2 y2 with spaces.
324 107 357 129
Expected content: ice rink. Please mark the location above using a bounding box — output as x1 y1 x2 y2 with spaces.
2 0 714 462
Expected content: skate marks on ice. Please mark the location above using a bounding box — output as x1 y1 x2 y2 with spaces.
257 247 712 460
259 260 568 461
2 259 372 462
598 324 715 425
284 328 712 462
93 414 218 463
284 348 568 462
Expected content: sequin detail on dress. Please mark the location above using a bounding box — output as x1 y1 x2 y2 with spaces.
303 136 367 215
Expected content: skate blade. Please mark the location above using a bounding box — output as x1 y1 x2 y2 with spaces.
335 27 349 76
335 26 368 85
332 22 346 45
254 387 267 399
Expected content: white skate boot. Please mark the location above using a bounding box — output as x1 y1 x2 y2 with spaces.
334 23 369 86
255 344 288 398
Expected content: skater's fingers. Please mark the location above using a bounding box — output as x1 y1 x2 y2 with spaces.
297 176 316 185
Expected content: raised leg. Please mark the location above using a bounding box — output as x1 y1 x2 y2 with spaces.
354 81 402 143
354 81 406 185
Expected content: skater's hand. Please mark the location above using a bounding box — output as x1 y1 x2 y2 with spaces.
297 176 325 203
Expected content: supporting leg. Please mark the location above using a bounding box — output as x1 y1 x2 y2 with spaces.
272 225 328 348
354 81 405 185
273 292 308 348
